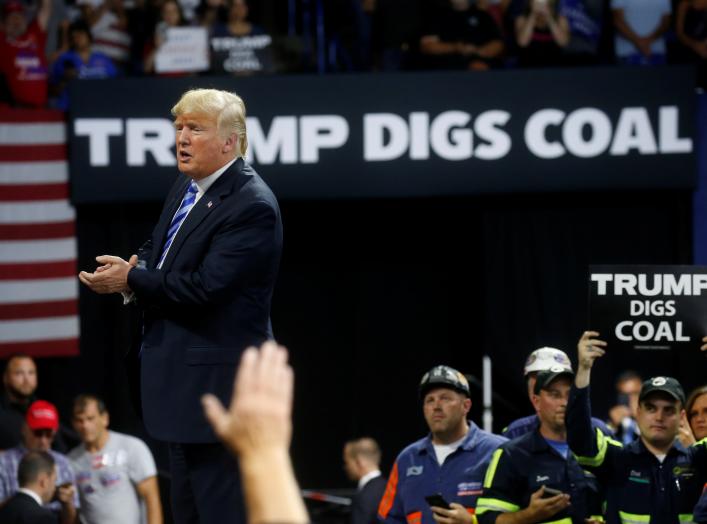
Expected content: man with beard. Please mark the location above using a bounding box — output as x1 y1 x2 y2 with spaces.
476 367 603 523
0 355 38 450
378 365 506 524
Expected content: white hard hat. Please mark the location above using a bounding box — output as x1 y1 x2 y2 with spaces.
523 347 573 376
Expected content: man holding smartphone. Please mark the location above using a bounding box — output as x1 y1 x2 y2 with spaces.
0 400 79 524
378 365 506 524
476 367 604 523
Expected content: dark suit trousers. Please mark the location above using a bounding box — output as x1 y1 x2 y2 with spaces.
168 442 245 524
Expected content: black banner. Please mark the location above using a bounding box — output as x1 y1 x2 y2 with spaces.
588 265 707 351
69 66 696 203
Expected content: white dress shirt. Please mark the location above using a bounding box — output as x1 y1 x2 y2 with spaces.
157 157 237 268
358 470 382 491
17 487 43 506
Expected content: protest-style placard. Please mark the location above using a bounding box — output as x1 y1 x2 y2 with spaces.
210 34 273 74
588 265 707 350
155 27 209 73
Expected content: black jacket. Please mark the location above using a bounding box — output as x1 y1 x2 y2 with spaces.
352 475 387 524
567 385 707 524
126 158 283 443
477 428 603 523
0 491 57 524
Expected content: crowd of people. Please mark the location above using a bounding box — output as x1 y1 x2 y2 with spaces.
1 69 705 523
1 0 706 110
0 337 706 524
0 354 163 523
348 333 707 524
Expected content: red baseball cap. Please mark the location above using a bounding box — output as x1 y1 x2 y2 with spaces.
26 400 59 431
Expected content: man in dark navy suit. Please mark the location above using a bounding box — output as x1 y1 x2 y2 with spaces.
0 451 58 524
79 88 283 524
344 438 387 524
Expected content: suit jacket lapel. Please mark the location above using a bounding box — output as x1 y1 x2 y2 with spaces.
160 159 244 270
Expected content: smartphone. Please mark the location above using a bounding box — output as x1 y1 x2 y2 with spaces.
425 494 451 509
541 486 564 498
51 482 73 502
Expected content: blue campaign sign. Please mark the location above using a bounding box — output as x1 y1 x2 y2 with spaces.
68 67 696 203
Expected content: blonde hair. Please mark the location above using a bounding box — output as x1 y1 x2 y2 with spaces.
171 88 248 157
686 385 707 423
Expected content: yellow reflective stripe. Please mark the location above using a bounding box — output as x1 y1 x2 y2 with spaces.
474 497 520 514
576 428 622 467
695 437 707 448
590 517 605 523
678 514 695 524
482 449 504 488
543 519 572 524
619 511 650 524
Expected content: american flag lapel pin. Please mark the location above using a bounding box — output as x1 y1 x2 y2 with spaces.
207 201 213 208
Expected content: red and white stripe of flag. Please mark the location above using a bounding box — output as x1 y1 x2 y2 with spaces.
0 110 79 358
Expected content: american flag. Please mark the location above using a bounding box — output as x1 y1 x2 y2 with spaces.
0 109 79 357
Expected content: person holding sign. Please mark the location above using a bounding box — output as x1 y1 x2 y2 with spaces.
567 331 707 524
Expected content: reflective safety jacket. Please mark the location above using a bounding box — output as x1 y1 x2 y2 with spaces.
476 428 604 524
502 413 614 440
378 422 506 524
567 385 707 524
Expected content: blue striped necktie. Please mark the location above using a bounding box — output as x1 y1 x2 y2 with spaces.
157 180 198 268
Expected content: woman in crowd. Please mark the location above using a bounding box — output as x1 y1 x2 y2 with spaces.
196 0 227 33
143 0 188 74
514 0 569 67
49 19 117 110
213 0 264 37
209 0 272 75
687 385 707 441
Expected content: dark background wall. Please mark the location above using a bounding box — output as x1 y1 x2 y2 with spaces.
31 187 703 491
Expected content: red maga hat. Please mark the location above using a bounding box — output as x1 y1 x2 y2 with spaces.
26 400 59 431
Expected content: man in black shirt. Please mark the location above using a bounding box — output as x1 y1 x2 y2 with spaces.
0 355 37 450
419 0 504 70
